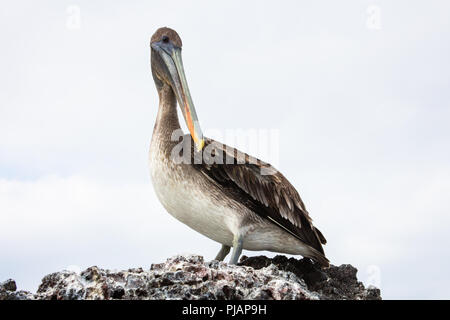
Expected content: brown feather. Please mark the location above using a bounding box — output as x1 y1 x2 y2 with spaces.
191 136 328 263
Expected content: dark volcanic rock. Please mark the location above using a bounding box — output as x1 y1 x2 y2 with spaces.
238 255 380 300
0 279 34 300
0 254 381 300
1 279 17 292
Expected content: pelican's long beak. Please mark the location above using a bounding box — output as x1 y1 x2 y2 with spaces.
151 41 204 151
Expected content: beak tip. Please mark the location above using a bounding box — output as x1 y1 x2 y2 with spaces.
196 139 205 152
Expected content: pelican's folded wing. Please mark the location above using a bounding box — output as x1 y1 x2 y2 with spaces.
191 137 327 263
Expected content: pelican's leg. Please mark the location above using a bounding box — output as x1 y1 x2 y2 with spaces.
215 244 231 261
229 234 244 265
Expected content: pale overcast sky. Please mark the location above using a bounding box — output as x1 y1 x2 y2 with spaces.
1 0 450 299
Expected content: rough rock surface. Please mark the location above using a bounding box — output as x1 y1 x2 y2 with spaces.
0 254 380 300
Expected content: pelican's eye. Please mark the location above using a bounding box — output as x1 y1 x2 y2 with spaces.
162 35 169 43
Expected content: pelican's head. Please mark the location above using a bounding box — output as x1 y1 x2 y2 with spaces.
150 27 204 151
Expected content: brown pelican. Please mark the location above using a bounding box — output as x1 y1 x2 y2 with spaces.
149 27 329 266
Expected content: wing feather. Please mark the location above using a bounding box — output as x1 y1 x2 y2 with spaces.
191 136 328 260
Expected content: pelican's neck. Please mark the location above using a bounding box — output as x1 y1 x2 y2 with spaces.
153 84 181 139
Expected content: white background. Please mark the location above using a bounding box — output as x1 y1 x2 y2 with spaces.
1 0 450 299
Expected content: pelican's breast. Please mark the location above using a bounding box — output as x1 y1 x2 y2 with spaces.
148 138 238 246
